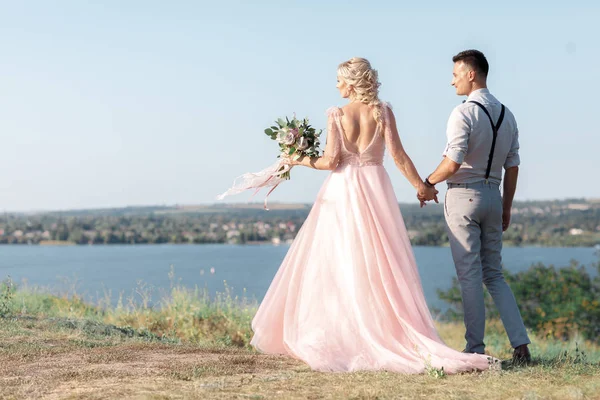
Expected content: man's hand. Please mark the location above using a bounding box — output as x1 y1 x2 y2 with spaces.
502 167 519 232
502 207 511 231
417 182 439 208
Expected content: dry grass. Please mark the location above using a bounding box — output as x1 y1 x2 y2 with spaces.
1 317 599 400
1 278 599 399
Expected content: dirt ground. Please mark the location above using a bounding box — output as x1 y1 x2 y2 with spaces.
1 318 599 399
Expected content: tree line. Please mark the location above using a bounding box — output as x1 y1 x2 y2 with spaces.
1 199 598 247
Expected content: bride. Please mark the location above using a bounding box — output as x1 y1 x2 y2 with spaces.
250 57 494 373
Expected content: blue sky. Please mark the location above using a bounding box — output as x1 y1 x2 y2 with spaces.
0 1 597 211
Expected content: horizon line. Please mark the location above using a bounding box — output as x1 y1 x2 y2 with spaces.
3 197 599 215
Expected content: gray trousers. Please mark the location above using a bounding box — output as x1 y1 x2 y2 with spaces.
444 181 530 353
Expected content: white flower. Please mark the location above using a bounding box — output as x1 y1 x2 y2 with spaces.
277 128 289 143
296 136 310 151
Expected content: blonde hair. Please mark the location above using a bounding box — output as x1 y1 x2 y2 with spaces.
337 57 383 127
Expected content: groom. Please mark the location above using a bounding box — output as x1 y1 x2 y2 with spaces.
419 50 531 363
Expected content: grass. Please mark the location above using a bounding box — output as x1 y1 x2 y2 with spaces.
1 277 599 399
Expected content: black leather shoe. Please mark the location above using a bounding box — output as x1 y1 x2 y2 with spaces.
512 344 531 365
462 348 485 355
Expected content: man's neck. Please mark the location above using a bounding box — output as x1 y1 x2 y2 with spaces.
466 83 487 97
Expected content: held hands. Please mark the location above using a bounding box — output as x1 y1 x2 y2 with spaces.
417 181 439 208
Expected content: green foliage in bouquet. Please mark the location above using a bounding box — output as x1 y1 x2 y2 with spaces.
264 115 322 179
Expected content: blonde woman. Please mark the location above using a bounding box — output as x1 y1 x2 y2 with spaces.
251 58 495 374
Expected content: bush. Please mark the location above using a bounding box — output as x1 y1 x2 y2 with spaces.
437 258 600 342
0 277 15 318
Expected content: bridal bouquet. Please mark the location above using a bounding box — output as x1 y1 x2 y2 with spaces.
217 114 323 209
264 115 322 179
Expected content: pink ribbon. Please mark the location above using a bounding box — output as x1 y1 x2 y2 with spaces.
217 159 292 211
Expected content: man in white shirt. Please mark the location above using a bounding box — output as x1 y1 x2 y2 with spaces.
419 50 531 364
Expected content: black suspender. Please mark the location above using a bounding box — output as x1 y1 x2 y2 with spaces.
469 101 506 180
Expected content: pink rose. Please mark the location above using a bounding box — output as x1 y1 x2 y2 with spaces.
282 132 296 145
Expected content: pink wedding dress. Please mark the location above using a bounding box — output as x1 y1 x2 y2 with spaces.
251 105 494 374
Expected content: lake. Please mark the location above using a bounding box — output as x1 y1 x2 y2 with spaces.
0 245 597 312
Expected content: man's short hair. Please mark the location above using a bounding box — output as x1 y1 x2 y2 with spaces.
452 50 489 77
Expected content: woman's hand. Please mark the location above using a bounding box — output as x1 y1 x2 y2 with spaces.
416 181 439 208
281 154 298 166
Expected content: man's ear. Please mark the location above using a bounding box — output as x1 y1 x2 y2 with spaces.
468 69 476 82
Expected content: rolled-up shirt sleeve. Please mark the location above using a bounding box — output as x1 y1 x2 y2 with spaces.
504 127 520 169
443 107 470 164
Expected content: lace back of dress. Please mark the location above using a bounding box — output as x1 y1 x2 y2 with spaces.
332 104 389 167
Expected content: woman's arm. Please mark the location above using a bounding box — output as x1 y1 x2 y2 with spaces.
383 107 425 189
383 106 438 204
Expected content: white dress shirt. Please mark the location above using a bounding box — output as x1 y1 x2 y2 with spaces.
443 88 520 185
